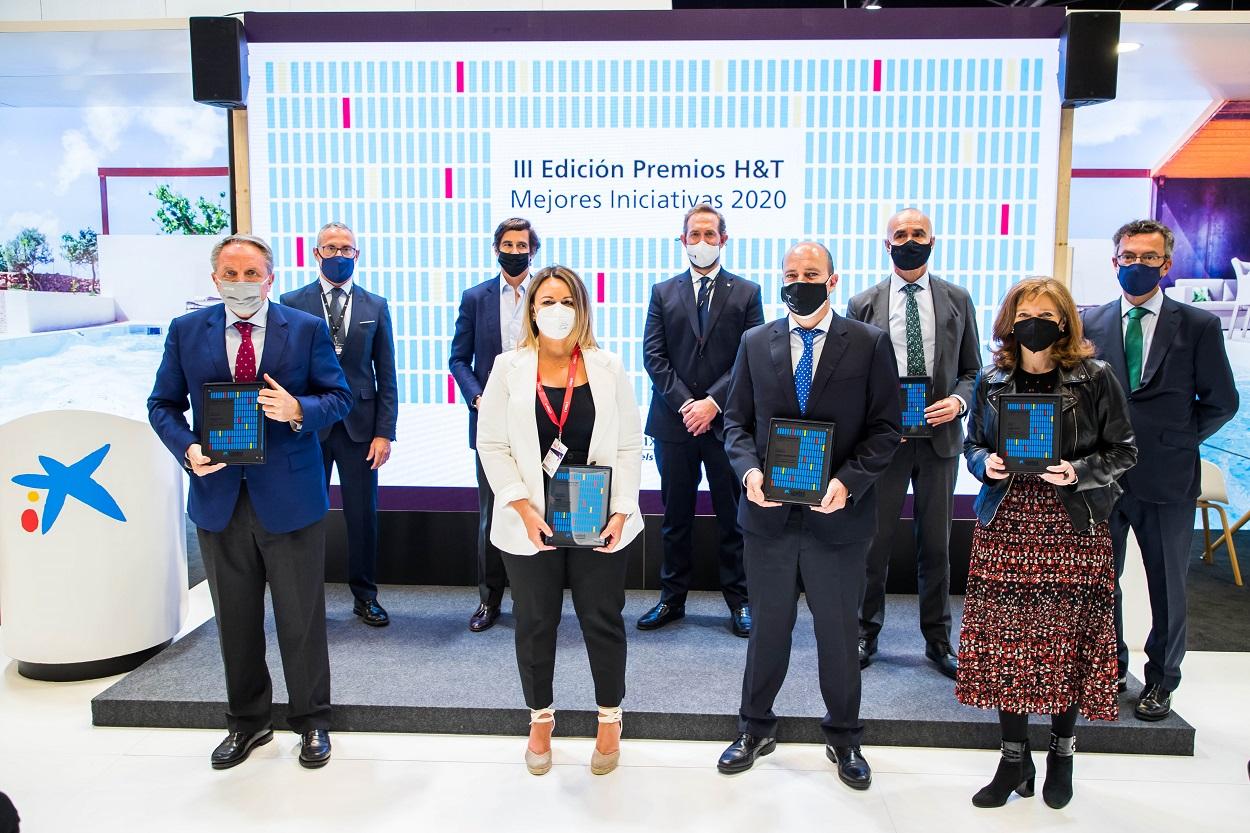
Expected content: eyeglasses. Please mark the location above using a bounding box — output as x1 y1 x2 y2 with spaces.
318 245 358 258
1116 253 1166 267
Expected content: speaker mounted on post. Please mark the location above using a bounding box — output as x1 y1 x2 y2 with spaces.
1058 11 1120 108
190 16 248 109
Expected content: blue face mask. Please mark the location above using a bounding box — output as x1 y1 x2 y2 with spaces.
1117 263 1162 297
320 255 355 284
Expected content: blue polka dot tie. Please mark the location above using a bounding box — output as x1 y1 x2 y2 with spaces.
794 326 821 415
902 282 926 376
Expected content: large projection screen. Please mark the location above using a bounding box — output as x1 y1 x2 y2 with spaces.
246 21 1061 499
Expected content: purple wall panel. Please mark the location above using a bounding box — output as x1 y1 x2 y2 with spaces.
1155 177 1250 282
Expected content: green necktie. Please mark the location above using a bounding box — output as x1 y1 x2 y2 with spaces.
1124 306 1150 391
902 283 926 376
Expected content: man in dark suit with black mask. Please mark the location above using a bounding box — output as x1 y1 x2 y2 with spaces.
282 222 399 627
716 242 900 790
847 208 981 679
1081 218 1237 722
638 205 764 637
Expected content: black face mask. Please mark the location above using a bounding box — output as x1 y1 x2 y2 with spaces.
497 251 530 277
1012 316 1064 354
780 281 829 318
889 240 932 271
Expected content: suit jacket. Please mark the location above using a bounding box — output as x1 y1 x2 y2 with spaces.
476 347 645 556
846 273 981 458
1081 294 1238 502
643 268 765 442
147 303 353 534
723 312 902 544
280 281 398 444
449 276 505 449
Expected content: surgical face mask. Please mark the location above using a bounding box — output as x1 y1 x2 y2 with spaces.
319 255 355 284
535 303 577 340
1012 316 1064 354
1117 263 1163 297
780 281 829 318
498 251 530 278
218 279 266 318
889 239 933 271
685 240 721 269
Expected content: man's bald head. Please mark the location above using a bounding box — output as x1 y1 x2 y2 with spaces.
782 241 835 275
886 208 933 243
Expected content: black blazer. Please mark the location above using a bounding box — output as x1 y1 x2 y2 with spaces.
963 359 1137 533
845 273 981 458
1081 295 1238 502
643 268 764 442
723 312 902 544
448 276 504 449
280 282 398 444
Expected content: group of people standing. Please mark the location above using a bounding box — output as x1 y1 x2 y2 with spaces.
147 205 1236 809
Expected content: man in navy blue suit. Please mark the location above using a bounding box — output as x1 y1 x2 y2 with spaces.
716 242 900 790
449 217 539 631
149 234 351 770
638 205 764 637
1081 219 1237 722
281 222 398 628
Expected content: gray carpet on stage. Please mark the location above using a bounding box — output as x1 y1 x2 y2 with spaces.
1186 530 1249 652
92 586 1193 755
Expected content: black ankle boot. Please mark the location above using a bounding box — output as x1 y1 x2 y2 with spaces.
1043 734 1075 809
972 739 1036 808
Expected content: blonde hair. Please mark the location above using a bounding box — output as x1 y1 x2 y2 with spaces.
519 265 599 352
991 277 1095 371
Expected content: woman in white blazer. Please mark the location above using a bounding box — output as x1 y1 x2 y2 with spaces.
476 265 643 777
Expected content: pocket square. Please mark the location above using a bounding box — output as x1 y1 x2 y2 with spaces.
359 320 376 325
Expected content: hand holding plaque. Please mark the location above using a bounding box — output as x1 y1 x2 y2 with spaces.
996 393 1062 473
762 418 836 505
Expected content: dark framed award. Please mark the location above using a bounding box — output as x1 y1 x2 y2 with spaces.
899 376 933 438
763 418 836 505
202 382 266 465
544 465 612 548
997 393 1062 473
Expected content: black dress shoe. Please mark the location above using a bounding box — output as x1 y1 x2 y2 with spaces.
731 606 752 638
210 727 273 770
826 745 872 790
636 602 685 631
469 603 500 632
925 642 959 680
299 729 332 769
858 638 875 669
717 732 776 774
353 597 390 627
1134 684 1172 722
1116 673 1128 694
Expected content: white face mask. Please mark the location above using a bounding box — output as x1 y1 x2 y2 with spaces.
535 303 577 340
218 279 266 318
685 240 721 269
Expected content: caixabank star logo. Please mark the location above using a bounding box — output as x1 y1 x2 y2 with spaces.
11 444 127 534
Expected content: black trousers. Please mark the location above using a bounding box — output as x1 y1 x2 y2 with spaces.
321 422 378 602
1110 491 1196 692
476 454 507 606
501 547 629 710
197 485 331 734
739 508 868 747
859 438 956 647
654 433 747 610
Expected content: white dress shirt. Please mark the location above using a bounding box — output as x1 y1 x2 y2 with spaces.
1120 286 1165 362
318 276 353 339
225 299 269 377
690 262 721 306
499 271 531 352
887 271 936 378
788 307 835 371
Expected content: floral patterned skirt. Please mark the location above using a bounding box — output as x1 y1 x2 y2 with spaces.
955 475 1118 721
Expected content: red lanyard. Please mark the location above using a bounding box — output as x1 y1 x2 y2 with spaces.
536 346 581 440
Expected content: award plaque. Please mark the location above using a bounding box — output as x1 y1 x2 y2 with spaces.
997 393 1062 473
544 465 612 548
899 376 933 438
202 382 266 465
763 418 836 505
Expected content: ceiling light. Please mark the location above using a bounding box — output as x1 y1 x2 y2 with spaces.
1175 2 1199 10
1117 42 1142 53
863 2 882 9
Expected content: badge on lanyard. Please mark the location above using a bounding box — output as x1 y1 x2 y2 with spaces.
541 437 567 477
537 347 581 477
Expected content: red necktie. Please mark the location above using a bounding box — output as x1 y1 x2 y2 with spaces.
233 321 257 382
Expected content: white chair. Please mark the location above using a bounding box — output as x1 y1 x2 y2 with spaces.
1196 459 1244 587
1229 258 1250 339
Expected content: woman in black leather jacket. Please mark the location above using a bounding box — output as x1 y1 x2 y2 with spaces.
957 278 1136 811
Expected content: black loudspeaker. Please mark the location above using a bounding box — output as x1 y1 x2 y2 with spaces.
190 16 248 108
1058 11 1119 108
